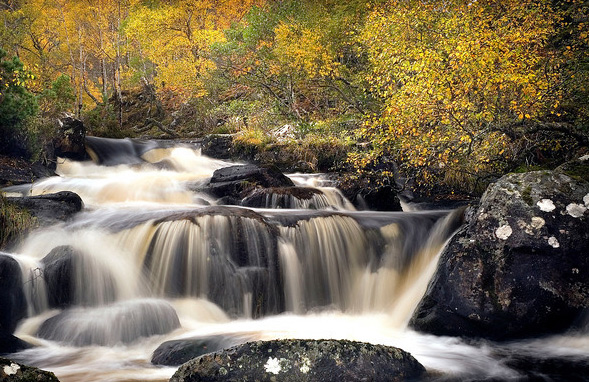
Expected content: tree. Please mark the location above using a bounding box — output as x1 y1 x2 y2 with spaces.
125 0 259 100
0 48 38 156
356 0 587 192
210 0 372 123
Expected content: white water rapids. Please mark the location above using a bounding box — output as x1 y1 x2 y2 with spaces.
2 140 589 381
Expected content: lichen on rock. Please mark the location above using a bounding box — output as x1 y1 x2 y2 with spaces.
170 339 426 382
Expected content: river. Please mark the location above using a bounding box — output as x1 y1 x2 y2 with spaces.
3 138 589 381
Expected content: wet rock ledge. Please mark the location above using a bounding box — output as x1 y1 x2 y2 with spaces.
170 339 426 382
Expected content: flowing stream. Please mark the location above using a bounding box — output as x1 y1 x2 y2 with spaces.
3 138 589 381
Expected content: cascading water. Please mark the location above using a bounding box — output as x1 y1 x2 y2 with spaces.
2 138 588 382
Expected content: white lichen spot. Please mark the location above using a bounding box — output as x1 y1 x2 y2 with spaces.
548 236 560 248
496 224 513 240
579 154 589 161
584 193 589 207
3 363 20 376
537 199 556 212
531 217 545 230
566 203 587 218
300 357 312 374
265 357 281 375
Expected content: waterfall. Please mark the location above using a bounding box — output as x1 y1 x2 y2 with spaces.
6 137 530 382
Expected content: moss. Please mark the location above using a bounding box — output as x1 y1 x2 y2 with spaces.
561 163 589 182
0 195 38 249
522 186 533 206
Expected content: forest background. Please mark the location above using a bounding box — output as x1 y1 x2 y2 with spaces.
1 0 587 196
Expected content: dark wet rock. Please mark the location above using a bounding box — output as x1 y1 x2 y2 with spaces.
41 245 116 309
201 135 234 159
152 334 256 366
241 187 323 209
0 357 59 381
37 299 180 346
411 168 589 340
52 116 88 162
0 334 32 356
335 175 402 211
6 192 82 225
0 255 27 337
490 347 589 382
208 164 295 199
0 156 54 187
170 339 426 382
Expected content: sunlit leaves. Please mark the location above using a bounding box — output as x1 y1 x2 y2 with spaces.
357 0 562 188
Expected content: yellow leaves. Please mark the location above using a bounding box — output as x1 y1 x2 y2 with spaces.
356 0 561 186
273 21 339 78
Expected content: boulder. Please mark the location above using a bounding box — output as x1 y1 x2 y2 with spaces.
170 339 426 382
0 255 27 337
0 358 59 381
201 135 234 159
6 192 82 225
335 175 402 211
53 116 87 162
207 164 294 200
37 299 180 346
152 333 256 366
0 333 32 356
41 245 117 308
411 167 589 340
0 156 54 187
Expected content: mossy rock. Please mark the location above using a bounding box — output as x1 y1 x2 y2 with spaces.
170 339 426 382
0 358 59 382
555 156 589 182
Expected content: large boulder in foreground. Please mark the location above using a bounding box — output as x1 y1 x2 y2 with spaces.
170 339 426 382
0 358 59 381
411 163 589 340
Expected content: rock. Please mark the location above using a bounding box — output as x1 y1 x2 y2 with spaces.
6 192 82 225
201 135 234 159
53 116 88 162
411 169 589 340
335 175 402 211
0 334 32 356
0 358 59 381
494 348 589 381
170 339 426 382
0 156 54 187
241 187 324 209
37 299 180 346
152 334 256 366
40 246 75 308
208 164 294 199
41 245 119 309
0 255 27 338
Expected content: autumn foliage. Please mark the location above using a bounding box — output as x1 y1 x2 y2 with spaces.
0 0 587 194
